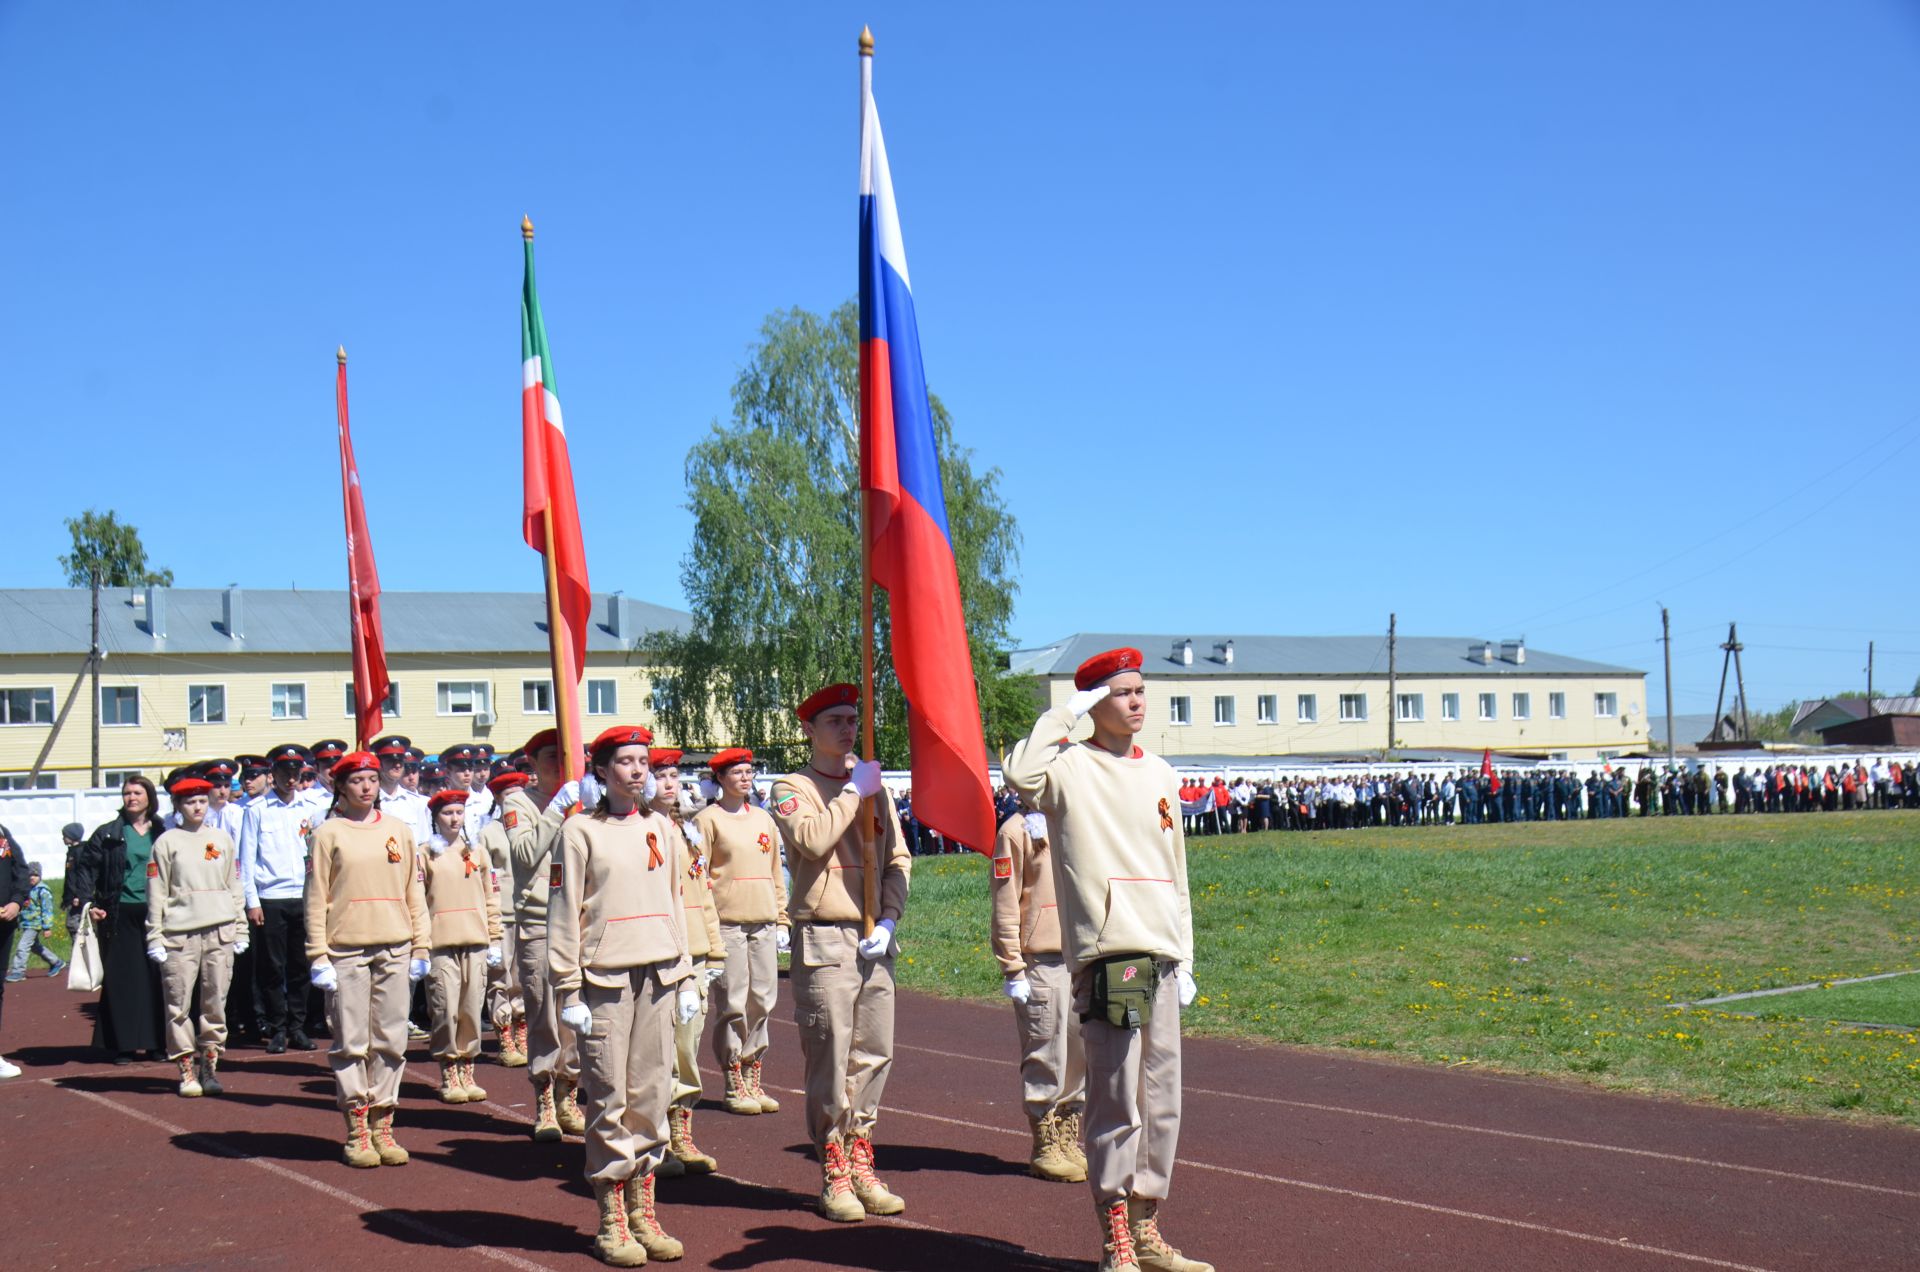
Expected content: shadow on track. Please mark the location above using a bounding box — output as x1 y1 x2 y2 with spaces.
361 1206 585 1256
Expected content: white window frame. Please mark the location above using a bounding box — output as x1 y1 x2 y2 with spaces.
187 683 227 726
1477 692 1497 721
0 771 56 790
1169 695 1192 727
0 687 55 726
1594 692 1618 718
1297 693 1317 723
1396 692 1423 722
1256 693 1278 725
1512 692 1531 721
586 678 618 716
437 680 493 718
270 682 308 722
100 685 140 727
1213 695 1236 726
1338 693 1367 722
1440 692 1460 722
344 681 402 718
522 679 555 716
1549 692 1566 719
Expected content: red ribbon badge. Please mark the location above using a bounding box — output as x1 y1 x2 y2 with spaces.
461 845 477 877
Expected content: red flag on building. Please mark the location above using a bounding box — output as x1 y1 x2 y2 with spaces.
1481 747 1502 795
335 347 389 747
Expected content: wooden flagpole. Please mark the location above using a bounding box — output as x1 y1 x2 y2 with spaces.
856 24 879 938
527 215 581 783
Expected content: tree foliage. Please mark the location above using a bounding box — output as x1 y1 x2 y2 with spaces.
59 509 173 588
651 301 1027 769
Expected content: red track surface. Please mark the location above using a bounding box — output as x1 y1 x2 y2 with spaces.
3 968 1916 1271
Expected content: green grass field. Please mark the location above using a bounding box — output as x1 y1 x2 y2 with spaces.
1745 973 1920 1031
894 811 1920 1126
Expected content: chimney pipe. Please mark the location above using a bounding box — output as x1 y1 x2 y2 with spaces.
144 584 167 641
222 587 244 641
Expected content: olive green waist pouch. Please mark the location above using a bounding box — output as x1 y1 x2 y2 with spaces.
1084 953 1158 1029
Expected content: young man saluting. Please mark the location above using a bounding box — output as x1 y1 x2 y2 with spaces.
1006 648 1211 1272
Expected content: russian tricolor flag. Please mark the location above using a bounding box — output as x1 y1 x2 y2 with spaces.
858 39 995 855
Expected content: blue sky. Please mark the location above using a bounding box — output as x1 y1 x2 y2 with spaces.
6 3 1919 717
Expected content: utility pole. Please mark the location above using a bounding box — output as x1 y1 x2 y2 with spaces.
1866 641 1875 715
89 569 101 788
1386 613 1397 754
1662 607 1674 765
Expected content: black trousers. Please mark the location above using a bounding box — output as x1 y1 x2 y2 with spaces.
254 897 311 1036
0 915 14 1035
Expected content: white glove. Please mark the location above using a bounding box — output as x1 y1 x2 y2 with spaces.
849 760 884 799
704 964 724 984
683 820 704 847
408 957 430 983
233 933 250 956
1176 965 1197 1008
857 917 896 961
1066 684 1112 718
561 1002 594 1037
775 926 791 954
310 963 339 993
675 985 700 1026
1003 975 1031 1003
1022 811 1048 841
146 943 168 964
547 780 581 814
485 946 504 969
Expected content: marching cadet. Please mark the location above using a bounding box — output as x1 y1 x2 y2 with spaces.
372 736 432 841
146 774 247 1097
549 726 700 1266
695 747 791 1117
199 758 262 1046
305 750 431 1169
768 684 912 1223
478 767 529 1067
991 801 1088 1182
1006 648 1211 1272
502 728 585 1140
421 787 504 1104
648 747 725 1177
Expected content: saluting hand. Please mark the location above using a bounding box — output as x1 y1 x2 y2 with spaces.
1066 684 1112 718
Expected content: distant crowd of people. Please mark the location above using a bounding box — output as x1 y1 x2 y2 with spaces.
1171 758 1920 835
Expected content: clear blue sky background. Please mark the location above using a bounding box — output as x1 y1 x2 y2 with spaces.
7 3 1919 720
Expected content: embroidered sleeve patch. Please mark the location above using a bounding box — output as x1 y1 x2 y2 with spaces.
549 861 563 889
775 796 799 817
992 856 1013 880
504 810 519 829
146 860 160 878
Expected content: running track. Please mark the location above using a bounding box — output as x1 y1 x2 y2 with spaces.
3 971 1915 1270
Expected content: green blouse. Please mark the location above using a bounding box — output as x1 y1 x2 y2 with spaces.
117 823 155 905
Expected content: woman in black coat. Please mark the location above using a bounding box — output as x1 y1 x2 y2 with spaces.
71 777 167 1061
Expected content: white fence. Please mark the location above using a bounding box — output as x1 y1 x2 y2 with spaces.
0 788 175 882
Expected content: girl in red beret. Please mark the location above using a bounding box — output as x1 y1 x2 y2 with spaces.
146 777 247 1097
421 788 503 1105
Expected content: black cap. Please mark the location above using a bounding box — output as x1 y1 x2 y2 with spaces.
310 739 349 762
474 743 496 761
405 746 425 763
421 761 446 781
371 735 412 758
440 743 481 764
197 758 237 780
489 758 517 780
266 744 310 767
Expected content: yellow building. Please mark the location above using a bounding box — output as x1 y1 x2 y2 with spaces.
1009 634 1648 761
0 586 689 787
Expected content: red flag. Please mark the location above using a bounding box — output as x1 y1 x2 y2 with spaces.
1481 747 1502 795
335 348 389 747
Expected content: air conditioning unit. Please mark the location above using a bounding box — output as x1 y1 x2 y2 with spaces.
474 711 495 728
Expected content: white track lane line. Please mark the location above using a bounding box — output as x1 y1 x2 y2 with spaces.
825 1022 1920 1201
58 1083 557 1272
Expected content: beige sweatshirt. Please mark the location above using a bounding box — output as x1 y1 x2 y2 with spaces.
502 784 568 926
1004 705 1195 974
675 820 725 965
989 812 1063 977
547 807 693 1000
423 834 504 949
303 811 431 963
692 801 791 926
146 824 244 942
768 767 910 925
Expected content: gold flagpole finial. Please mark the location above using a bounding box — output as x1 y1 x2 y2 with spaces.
859 26 873 56
521 215 535 241
337 345 347 365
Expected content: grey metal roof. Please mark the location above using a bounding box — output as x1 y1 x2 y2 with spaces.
0 588 690 656
1009 633 1643 679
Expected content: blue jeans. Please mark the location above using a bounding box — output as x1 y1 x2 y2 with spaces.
8 927 59 978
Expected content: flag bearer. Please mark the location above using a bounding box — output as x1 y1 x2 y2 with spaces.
421 787 503 1104
696 747 791 1118
479 768 529 1067
991 801 1087 1182
1006 649 1211 1272
146 775 247 1097
549 726 699 1266
768 684 912 1223
503 728 584 1140
649 747 725 1176
305 750 430 1169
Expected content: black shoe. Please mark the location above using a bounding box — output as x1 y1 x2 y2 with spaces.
265 1033 288 1055
112 1053 135 1066
287 1029 314 1051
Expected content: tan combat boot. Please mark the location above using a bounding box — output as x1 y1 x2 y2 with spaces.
1029 1110 1083 1182
341 1104 381 1169
669 1104 717 1174
370 1106 409 1166
557 1075 587 1135
459 1059 488 1103
197 1047 224 1097
175 1054 203 1098
818 1138 865 1223
501 1018 528 1067
1128 1197 1213 1272
722 1061 760 1115
439 1062 469 1104
1097 1198 1141 1272
747 1058 780 1112
591 1179 646 1267
847 1135 906 1215
532 1075 563 1142
1061 1107 1088 1172
625 1172 684 1261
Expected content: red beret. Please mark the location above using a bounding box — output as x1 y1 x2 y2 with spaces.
487 771 531 796
589 725 654 762
648 748 683 769
797 682 859 721
428 788 469 810
168 776 214 798
522 728 559 758
331 750 380 780
1073 647 1145 691
709 747 754 773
